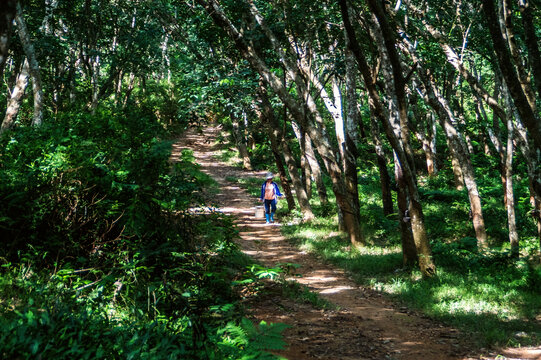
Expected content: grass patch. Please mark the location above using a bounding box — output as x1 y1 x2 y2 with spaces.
220 164 541 348
279 215 541 348
281 281 337 310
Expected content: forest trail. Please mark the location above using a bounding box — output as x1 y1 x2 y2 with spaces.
173 125 541 360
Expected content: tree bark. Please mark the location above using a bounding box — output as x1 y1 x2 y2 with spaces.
501 0 537 112
1 58 29 133
394 152 418 267
370 112 394 216
15 1 43 126
231 116 252 171
519 0 541 101
503 91 519 257
344 45 362 224
258 84 314 219
0 0 16 80
481 0 541 153
512 108 541 257
203 0 361 243
291 121 328 205
340 0 435 275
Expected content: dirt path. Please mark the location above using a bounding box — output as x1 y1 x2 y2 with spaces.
173 125 541 360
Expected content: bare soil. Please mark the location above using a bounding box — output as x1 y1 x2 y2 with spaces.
173 125 541 360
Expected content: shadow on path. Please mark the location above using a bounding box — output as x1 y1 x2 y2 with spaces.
172 125 541 360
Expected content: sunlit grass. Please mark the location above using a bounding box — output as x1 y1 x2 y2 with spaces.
279 211 541 347
225 165 541 348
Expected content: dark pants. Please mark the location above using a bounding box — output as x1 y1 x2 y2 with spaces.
263 199 277 214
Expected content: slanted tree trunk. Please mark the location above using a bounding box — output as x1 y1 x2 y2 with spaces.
15 1 43 126
257 84 313 219
481 0 541 153
291 121 328 206
301 151 312 199
369 111 394 216
0 0 17 79
519 0 541 101
341 0 435 275
255 90 295 212
400 36 489 251
231 116 252 171
1 58 29 133
235 0 362 243
500 0 537 112
504 107 518 257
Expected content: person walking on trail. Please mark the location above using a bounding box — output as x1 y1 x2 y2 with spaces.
259 173 283 224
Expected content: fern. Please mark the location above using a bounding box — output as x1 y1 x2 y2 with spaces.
241 319 290 351
217 318 290 359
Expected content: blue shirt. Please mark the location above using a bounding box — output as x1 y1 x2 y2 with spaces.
260 181 283 200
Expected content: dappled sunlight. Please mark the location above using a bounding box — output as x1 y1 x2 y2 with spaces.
177 125 536 360
318 285 356 294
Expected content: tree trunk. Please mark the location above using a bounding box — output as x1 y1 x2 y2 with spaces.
218 0 360 242
519 0 541 101
90 55 100 113
449 143 465 190
231 116 252 171
1 58 29 132
0 0 16 80
257 84 313 219
370 113 394 216
512 107 541 259
505 108 519 257
122 71 135 109
341 0 435 275
344 46 362 224
481 0 541 153
501 0 537 112
15 1 43 126
394 152 418 267
291 121 328 206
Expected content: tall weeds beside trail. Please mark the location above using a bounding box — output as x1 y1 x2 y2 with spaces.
0 108 287 359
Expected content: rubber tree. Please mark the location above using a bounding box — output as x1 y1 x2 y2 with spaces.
15 1 43 126
340 0 436 276
0 0 16 80
197 0 364 245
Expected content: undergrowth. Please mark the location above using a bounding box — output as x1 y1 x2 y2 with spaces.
225 165 541 349
0 109 288 359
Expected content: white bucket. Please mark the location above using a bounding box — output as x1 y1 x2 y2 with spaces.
254 206 265 219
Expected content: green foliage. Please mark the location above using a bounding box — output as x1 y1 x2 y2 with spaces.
280 215 541 347
0 107 287 359
217 319 289 359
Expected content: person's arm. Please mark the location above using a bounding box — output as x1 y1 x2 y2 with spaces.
260 182 265 200
274 182 283 197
